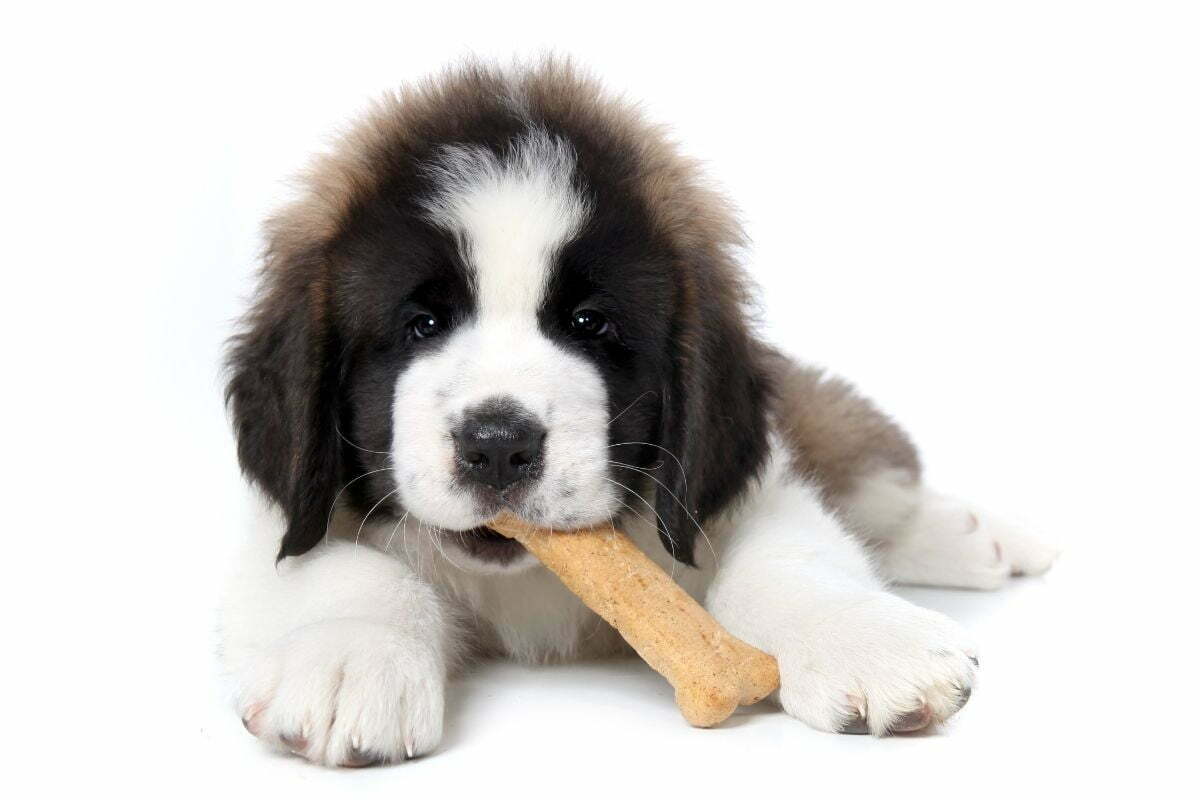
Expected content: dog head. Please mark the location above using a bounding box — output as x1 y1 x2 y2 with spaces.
226 61 772 572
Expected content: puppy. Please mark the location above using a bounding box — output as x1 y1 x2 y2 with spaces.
220 60 1057 767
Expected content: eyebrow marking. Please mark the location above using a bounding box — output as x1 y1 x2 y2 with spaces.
419 130 590 323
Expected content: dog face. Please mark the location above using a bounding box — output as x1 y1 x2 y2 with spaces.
226 62 772 572
350 132 675 569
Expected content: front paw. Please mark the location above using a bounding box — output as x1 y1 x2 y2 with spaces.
777 594 977 735
236 619 444 767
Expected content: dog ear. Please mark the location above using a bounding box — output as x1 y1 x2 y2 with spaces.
653 276 773 566
225 249 343 562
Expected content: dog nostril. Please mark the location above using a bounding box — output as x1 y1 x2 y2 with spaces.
454 400 546 490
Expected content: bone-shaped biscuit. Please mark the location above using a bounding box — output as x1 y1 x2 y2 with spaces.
489 513 780 727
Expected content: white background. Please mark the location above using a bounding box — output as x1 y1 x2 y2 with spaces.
3 1 1197 796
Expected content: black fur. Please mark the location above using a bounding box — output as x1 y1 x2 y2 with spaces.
225 249 345 561
651 269 774 565
226 63 772 564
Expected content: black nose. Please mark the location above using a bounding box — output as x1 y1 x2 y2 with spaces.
453 404 546 491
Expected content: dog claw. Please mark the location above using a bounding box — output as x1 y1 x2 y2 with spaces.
341 747 383 768
839 715 870 734
891 704 934 733
240 707 265 738
279 732 308 754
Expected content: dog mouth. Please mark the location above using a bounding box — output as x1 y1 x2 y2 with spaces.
443 525 527 565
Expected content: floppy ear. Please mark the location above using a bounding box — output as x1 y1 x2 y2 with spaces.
225 252 343 562
653 282 773 566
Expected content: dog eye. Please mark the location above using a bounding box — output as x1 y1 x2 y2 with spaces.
410 313 442 339
570 308 609 338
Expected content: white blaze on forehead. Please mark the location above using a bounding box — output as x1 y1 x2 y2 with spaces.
420 132 589 319
398 132 616 543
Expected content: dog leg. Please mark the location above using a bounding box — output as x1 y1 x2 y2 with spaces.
769 357 1058 590
845 471 1060 589
219 500 455 767
705 451 977 735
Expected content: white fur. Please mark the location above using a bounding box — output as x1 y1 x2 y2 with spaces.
837 467 922 538
393 132 616 550
705 443 979 734
221 440 1004 762
421 132 588 318
874 489 1060 590
366 494 704 664
218 132 1054 764
842 468 1059 589
219 503 455 766
391 321 616 538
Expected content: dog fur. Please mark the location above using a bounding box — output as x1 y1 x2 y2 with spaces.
220 59 1058 767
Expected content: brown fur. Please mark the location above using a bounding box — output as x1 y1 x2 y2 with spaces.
767 353 922 510
232 57 922 561
229 57 775 564
264 57 749 300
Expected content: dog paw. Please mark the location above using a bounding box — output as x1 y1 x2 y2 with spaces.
777 593 977 735
881 492 1060 589
236 619 444 767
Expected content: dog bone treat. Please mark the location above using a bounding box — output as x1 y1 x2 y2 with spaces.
488 513 780 727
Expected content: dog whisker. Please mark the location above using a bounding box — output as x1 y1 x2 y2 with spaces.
607 441 687 498
609 459 664 471
603 476 679 579
384 510 409 554
424 520 471 572
400 512 417 566
607 390 656 426
324 466 396 547
354 488 401 555
607 461 718 568
334 422 393 456
614 504 676 580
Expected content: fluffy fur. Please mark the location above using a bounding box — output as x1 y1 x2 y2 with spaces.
220 59 1057 767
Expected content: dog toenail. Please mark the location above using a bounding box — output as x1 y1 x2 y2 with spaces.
839 715 870 735
241 711 265 738
892 704 934 733
341 747 383 768
968 654 980 667
280 732 308 753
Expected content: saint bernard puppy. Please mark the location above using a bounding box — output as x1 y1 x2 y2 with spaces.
220 60 1058 767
